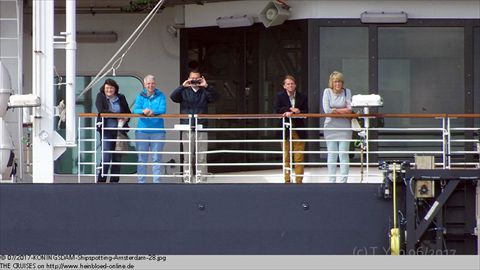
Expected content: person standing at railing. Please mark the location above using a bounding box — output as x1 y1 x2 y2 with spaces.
322 71 353 183
95 78 131 183
275 75 308 184
170 70 217 182
133 75 166 183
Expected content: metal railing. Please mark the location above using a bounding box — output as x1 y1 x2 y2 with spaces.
78 113 192 183
78 113 480 183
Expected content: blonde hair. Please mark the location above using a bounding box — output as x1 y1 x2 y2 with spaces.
283 74 296 85
328 71 344 89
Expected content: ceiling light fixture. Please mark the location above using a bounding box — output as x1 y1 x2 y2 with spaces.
360 11 408 24
216 15 254 28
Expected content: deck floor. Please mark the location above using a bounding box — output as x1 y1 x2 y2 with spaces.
49 167 386 184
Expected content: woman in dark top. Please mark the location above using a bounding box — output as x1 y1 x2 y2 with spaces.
95 78 131 183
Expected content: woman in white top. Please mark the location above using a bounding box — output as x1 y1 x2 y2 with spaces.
322 71 352 183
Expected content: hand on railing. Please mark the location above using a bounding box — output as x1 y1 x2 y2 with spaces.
142 109 154 117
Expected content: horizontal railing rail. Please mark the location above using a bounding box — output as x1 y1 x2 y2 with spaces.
77 113 480 183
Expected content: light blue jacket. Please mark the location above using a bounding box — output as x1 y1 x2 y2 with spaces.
133 88 166 133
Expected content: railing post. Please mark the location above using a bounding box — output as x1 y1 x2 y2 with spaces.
98 117 105 183
289 117 294 183
77 116 81 183
281 117 286 183
194 114 199 184
365 117 370 179
186 114 192 183
444 116 450 169
94 117 98 183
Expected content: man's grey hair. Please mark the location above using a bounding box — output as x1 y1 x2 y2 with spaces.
144 74 155 83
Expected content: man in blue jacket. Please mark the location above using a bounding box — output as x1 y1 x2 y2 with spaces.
170 70 217 182
133 74 166 183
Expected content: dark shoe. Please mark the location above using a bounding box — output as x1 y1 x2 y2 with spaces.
97 174 107 183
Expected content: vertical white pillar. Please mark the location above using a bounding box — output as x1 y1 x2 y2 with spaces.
65 0 76 145
32 0 55 183
16 0 24 180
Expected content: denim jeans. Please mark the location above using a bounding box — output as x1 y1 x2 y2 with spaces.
136 132 165 183
326 140 350 183
98 130 121 183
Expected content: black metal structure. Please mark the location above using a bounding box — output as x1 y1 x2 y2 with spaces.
403 169 479 254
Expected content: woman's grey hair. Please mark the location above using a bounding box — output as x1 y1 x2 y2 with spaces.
144 74 155 83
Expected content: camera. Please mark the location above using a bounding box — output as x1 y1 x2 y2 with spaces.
190 79 201 85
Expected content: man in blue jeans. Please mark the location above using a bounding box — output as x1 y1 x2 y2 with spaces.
133 75 166 183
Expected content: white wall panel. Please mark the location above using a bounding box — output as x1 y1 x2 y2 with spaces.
185 0 480 28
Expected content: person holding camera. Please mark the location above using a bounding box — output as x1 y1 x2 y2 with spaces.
170 70 217 182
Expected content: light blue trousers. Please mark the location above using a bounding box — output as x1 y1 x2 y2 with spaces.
326 140 350 183
136 132 165 183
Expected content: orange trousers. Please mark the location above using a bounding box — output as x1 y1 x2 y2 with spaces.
283 131 305 183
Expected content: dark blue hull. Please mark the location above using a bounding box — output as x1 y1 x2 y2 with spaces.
0 183 394 254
